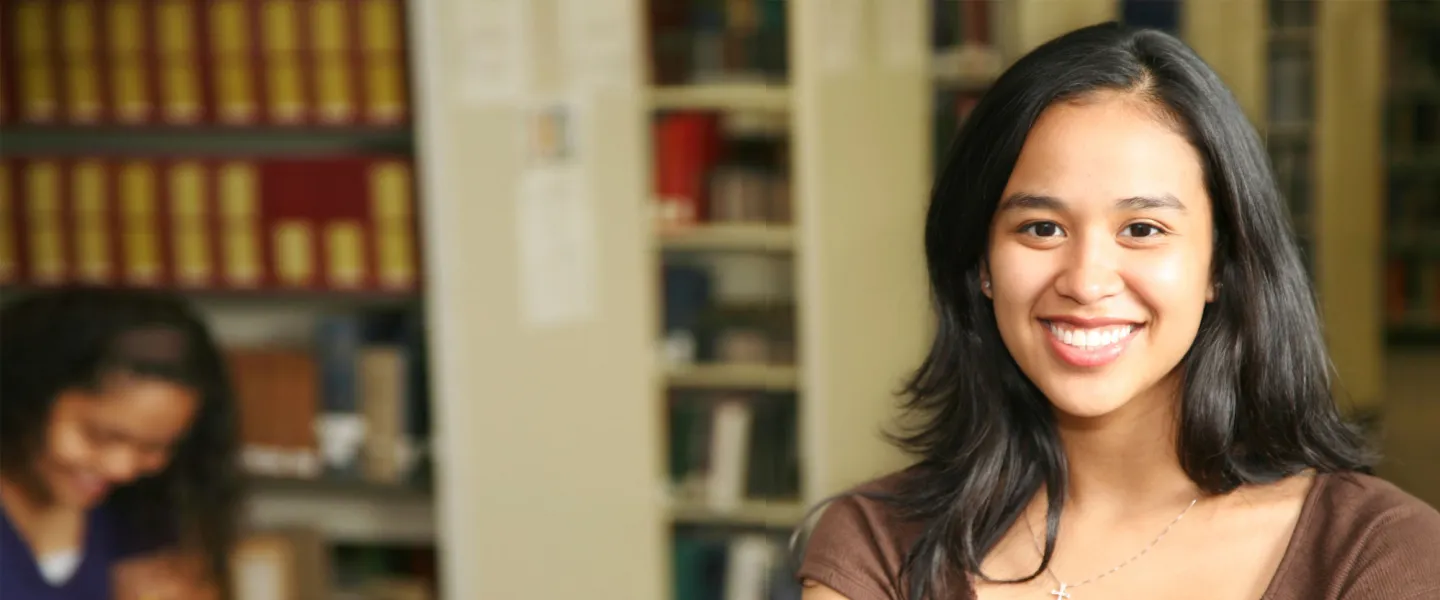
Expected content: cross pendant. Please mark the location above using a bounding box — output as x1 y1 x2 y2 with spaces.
1050 583 1072 599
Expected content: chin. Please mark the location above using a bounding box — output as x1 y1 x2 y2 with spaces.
1037 380 1137 420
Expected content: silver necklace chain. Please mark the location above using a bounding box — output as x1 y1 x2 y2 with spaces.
1025 497 1199 598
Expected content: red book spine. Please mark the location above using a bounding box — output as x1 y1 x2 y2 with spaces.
262 158 321 289
655 112 721 229
0 1 16 125
960 0 991 46
68 157 119 285
319 157 374 290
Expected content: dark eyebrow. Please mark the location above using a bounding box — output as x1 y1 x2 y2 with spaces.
997 193 1186 213
1117 194 1186 213
997 193 1064 213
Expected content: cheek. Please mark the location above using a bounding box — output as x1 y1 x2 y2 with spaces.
1130 248 1210 326
988 244 1054 318
44 422 97 470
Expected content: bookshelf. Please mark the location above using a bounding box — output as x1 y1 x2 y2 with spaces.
0 0 440 597
1384 0 1440 347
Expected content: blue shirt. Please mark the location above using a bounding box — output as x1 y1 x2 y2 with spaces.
0 499 169 600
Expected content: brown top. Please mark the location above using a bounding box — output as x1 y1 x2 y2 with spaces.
797 471 1440 600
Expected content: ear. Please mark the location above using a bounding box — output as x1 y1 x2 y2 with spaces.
980 262 993 299
1206 280 1218 303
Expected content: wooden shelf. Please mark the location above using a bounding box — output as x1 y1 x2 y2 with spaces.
650 83 791 113
0 126 413 155
245 476 435 545
658 224 795 253
665 364 799 391
668 499 807 529
0 284 421 309
1266 121 1313 141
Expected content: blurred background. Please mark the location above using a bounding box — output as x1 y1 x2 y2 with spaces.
0 0 1434 598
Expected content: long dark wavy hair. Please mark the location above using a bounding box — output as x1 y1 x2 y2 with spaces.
879 22 1374 599
0 287 242 594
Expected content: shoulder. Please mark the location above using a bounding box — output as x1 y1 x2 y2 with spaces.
93 497 177 560
796 470 925 600
1284 471 1440 599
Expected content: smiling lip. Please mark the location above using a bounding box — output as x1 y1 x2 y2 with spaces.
1040 317 1144 368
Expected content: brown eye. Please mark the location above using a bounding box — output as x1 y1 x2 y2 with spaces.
1123 223 1165 238
1021 221 1064 238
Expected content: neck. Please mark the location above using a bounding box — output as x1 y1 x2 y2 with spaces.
1053 374 1200 517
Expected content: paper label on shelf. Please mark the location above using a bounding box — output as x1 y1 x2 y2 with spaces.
556 0 641 94
454 0 530 105
877 0 924 70
316 413 368 468
517 161 599 329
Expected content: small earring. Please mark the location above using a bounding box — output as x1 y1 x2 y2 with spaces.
982 280 991 291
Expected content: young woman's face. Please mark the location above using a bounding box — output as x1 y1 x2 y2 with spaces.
37 374 199 509
985 93 1215 420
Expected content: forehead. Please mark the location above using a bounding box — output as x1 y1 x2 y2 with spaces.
1005 94 1209 211
65 375 199 440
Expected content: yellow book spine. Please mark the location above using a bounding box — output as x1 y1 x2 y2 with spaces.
325 220 365 289
0 162 18 283
262 0 305 123
218 162 262 287
60 0 103 123
273 220 314 287
24 161 65 283
360 0 405 123
108 0 152 123
312 0 355 123
369 160 414 289
119 161 162 285
211 0 257 124
170 161 212 286
71 160 113 283
156 0 202 123
17 0 59 122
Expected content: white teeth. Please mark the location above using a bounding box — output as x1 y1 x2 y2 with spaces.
1046 322 1134 350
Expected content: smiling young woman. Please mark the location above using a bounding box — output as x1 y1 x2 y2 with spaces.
0 289 241 600
793 22 1440 600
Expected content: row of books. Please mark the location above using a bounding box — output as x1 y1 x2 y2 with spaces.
648 0 788 87
234 531 435 600
674 533 800 600
669 391 800 510
1386 257 1440 327
0 155 419 292
1269 0 1316 28
655 111 792 230
1270 139 1314 223
663 262 795 367
1268 45 1315 127
0 0 409 128
227 309 430 486
1388 176 1440 229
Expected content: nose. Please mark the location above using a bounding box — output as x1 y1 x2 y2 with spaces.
1053 231 1124 304
98 448 145 484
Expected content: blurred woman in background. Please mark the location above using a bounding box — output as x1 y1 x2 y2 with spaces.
0 288 242 600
